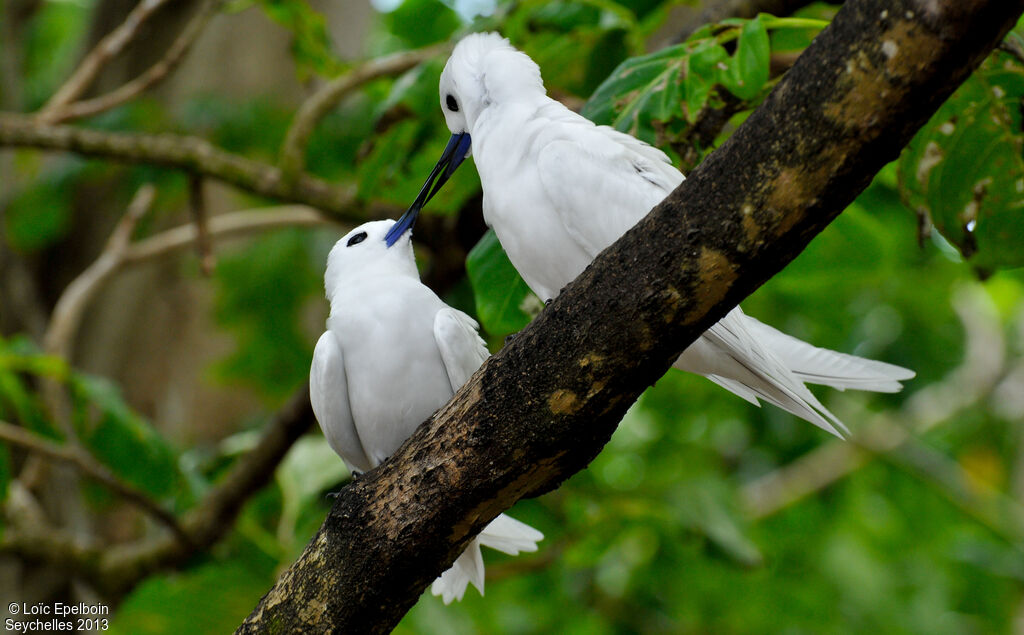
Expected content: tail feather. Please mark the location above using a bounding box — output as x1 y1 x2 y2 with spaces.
676 308 888 438
431 539 484 605
478 513 544 555
743 318 916 392
430 514 543 604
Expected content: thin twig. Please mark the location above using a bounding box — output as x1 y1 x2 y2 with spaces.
189 175 214 275
1 386 314 600
44 184 156 361
126 205 336 262
0 419 190 543
279 43 449 181
39 0 175 116
0 112 359 215
100 387 314 597
39 0 224 124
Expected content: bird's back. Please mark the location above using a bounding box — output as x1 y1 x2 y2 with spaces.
474 97 684 300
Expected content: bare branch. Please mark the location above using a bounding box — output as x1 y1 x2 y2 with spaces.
98 387 315 597
39 0 174 115
0 112 360 215
671 0 821 43
0 387 315 599
38 0 224 124
44 184 156 361
124 205 337 263
279 43 449 181
0 419 189 543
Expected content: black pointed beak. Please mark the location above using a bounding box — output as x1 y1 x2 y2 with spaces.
384 132 472 247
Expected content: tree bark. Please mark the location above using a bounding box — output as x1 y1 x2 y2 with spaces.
238 0 1024 632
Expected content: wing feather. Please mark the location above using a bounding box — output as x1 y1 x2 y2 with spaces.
537 126 683 257
434 308 489 392
310 331 373 473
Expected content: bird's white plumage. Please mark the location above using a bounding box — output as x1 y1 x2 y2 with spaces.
434 33 915 436
310 220 543 603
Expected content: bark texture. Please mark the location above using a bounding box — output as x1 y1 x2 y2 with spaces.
238 1 1024 632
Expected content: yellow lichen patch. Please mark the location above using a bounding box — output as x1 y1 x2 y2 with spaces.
579 352 605 368
683 247 738 325
823 49 894 132
766 160 838 237
548 389 581 415
883 19 940 79
585 379 607 400
660 285 683 323
740 203 761 248
297 597 328 624
824 20 939 132
766 167 815 233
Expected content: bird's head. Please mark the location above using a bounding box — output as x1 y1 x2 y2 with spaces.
327 220 416 297
439 32 544 135
384 32 545 247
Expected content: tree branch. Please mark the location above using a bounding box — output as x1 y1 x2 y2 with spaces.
38 0 175 115
0 419 189 543
38 0 224 124
279 43 449 181
238 1 1024 632
0 113 360 215
98 386 314 597
673 0 822 43
0 387 315 598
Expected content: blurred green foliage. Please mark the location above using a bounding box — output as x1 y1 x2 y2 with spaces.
3 0 1024 633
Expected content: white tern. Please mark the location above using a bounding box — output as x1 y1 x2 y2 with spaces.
310 219 543 604
387 32 915 437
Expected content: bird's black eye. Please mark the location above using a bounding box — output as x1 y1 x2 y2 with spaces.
346 231 368 247
446 94 459 112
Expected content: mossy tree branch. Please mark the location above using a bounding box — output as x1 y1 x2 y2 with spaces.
237 0 1024 632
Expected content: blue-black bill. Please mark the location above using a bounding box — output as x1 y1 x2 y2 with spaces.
384 132 471 247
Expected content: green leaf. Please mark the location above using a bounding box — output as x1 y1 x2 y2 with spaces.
685 41 729 122
111 560 274 634
900 51 1024 270
70 375 182 499
0 336 67 437
466 230 540 337
720 15 770 100
383 0 460 48
275 435 348 547
584 15 818 150
583 43 689 143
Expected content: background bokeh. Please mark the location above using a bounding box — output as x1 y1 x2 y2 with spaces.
2 1 1023 633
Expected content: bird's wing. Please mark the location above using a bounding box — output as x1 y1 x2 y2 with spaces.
433 308 489 392
537 124 684 257
310 330 373 473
